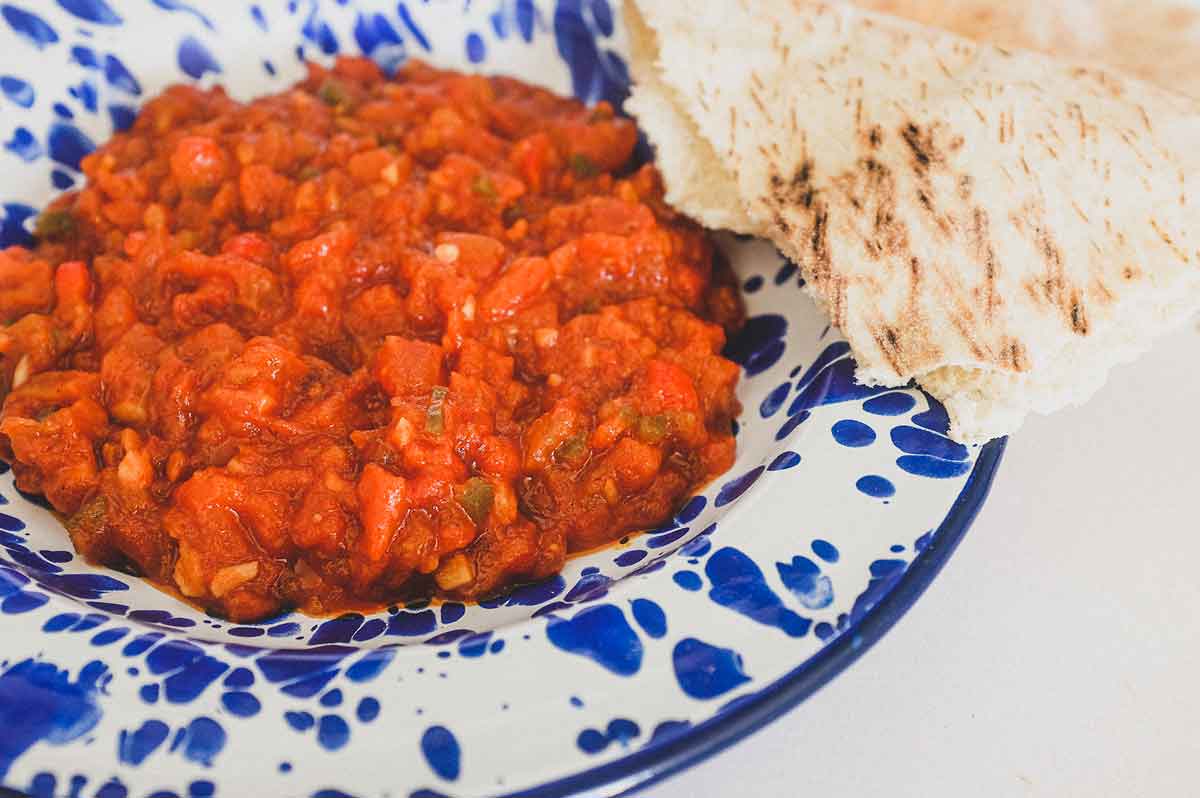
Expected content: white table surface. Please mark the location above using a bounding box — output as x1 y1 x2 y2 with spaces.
645 324 1200 798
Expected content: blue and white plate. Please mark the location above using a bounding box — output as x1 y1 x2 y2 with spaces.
0 2 1005 797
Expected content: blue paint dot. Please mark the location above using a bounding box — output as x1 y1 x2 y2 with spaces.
356 696 380 723
58 0 123 25
2 591 48 613
569 695 583 708
674 495 706 524
546 604 642 676
607 717 639 747
440 602 466 624
681 532 705 556
70 44 98 67
811 539 839 563
715 466 764 507
563 572 612 603
465 32 486 63
90 627 127 646
69 79 98 112
300 3 339 53
311 613 364 645
351 617 386 642
47 122 94 170
320 688 343 708
577 727 606 754
43 613 80 633
0 75 34 107
742 275 764 293
725 314 787 376
117 719 169 766
2 5 60 50
912 396 951 434
93 779 126 798
774 260 798 284
316 714 349 751
673 570 702 591
672 638 751 699
420 725 461 781
188 780 214 798
759 382 791 418
29 773 55 798
832 419 877 447
284 710 314 732
767 451 801 471
52 102 74 119
178 35 221 79
706 547 811 637
266 622 301 638
630 598 666 639
278 761 292 773
396 2 431 50
613 549 646 567
4 128 41 162
386 609 436 636
897 455 972 479
220 691 260 717
173 716 225 767
512 0 535 41
855 475 895 498
227 626 263 638
263 59 276 76
647 526 689 550
777 555 834 609
250 4 267 30
222 667 254 689
103 54 141 94
814 622 835 640
776 409 810 440
345 648 394 683
890 425 969 460
863 392 917 416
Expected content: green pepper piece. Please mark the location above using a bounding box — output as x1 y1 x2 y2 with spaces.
569 153 598 179
635 413 669 445
425 386 448 434
35 209 78 242
553 433 588 464
471 174 498 200
65 495 107 539
459 477 494 525
317 78 351 108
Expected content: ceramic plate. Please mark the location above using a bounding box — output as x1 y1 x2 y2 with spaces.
0 2 1005 797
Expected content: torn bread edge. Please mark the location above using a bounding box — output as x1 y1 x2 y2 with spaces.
624 0 1200 444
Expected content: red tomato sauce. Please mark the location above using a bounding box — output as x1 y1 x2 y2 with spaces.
0 58 744 621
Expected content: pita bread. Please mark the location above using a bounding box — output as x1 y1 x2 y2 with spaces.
625 0 1200 443
852 0 1200 99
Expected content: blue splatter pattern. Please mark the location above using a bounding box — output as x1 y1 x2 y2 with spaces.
0 2 991 797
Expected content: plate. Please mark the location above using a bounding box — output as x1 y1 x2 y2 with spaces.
0 2 1005 797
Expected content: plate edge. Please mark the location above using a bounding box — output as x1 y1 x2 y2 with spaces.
503 435 1009 798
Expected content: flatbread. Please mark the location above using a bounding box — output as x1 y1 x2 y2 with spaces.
625 0 1200 443
853 0 1200 99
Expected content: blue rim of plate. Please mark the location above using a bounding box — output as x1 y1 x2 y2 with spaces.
506 436 1007 798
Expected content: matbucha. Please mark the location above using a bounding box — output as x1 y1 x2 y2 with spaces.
0 58 743 621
